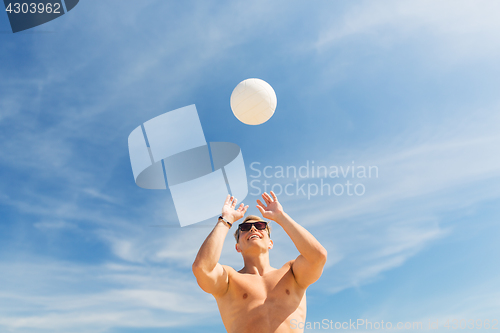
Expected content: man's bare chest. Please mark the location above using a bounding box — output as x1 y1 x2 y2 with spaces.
227 269 303 303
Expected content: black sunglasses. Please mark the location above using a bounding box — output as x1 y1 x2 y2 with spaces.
238 221 268 232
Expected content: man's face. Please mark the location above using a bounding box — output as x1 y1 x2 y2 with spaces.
235 221 273 253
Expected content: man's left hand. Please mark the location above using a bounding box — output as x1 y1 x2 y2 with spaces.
256 191 284 222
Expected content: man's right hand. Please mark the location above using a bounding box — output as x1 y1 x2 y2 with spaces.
221 195 248 224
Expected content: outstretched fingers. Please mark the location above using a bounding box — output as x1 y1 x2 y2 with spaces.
256 199 266 209
262 192 273 204
270 191 278 202
240 204 249 214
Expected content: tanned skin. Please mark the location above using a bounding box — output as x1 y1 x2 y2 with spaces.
192 191 327 333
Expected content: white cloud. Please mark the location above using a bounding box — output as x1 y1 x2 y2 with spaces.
316 0 500 61
0 259 217 332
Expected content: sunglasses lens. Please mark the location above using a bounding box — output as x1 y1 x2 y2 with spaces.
239 224 252 231
254 222 267 230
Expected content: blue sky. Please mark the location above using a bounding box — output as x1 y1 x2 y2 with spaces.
1 0 499 332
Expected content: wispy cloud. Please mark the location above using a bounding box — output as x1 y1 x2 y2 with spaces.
315 0 500 60
0 259 216 332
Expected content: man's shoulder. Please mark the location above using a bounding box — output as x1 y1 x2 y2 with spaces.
220 264 238 277
221 264 236 272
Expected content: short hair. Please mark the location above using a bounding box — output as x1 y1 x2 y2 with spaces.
234 215 271 242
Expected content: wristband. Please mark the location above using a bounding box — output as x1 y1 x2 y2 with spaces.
218 216 233 228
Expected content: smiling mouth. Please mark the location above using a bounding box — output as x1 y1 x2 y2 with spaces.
248 235 260 240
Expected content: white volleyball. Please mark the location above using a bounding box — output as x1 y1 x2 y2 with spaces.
230 78 277 125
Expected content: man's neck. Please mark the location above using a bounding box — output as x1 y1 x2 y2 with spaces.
240 252 273 276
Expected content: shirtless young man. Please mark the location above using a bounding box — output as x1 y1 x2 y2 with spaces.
192 191 327 333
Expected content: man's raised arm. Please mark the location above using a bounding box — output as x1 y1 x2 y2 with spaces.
192 195 248 296
257 191 327 288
